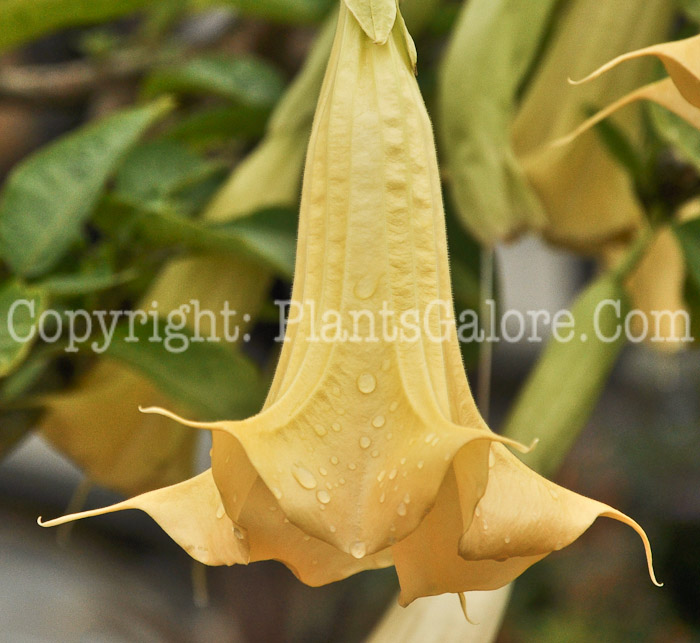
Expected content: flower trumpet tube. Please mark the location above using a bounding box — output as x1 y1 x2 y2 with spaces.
40 0 660 604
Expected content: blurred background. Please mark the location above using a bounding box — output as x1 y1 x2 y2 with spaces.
0 0 699 641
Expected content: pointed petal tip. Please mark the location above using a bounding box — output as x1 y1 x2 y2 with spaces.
458 592 479 625
602 509 663 588
138 405 226 431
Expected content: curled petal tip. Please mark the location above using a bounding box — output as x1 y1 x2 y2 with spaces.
37 516 45 527
138 405 225 431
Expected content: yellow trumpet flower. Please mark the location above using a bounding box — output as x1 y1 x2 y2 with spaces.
40 0 659 605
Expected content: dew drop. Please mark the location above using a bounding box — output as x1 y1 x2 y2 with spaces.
403 493 411 504
359 436 371 449
330 525 337 533
482 520 489 531
350 541 367 559
330 456 339 465
389 401 399 412
389 468 398 480
397 503 407 517
386 432 393 441
233 527 245 540
303 535 311 542
325 482 332 490
339 477 346 485
357 373 376 394
319 467 328 476
314 424 327 437
354 275 378 300
332 422 342 432
371 449 380 458
268 506 277 512
216 504 225 519
225 455 231 464
400 457 406 465
504 535 511 544
417 460 424 470
379 492 386 503
424 433 436 444
372 415 386 428
549 488 559 500
348 463 357 471
377 470 386 482
430 437 440 447
317 490 331 504
488 449 496 469
292 464 318 490
271 487 283 500
475 506 481 518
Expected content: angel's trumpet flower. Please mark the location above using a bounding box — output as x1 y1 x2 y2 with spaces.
40 0 659 605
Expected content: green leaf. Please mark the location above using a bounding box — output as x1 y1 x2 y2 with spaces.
105 320 265 419
0 280 47 377
0 0 153 53
38 268 137 297
648 101 700 174
102 198 297 278
114 140 223 206
0 99 173 278
164 106 269 149
503 274 629 477
143 55 284 109
193 0 334 23
675 218 700 292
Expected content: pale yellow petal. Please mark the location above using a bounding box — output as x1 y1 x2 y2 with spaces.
572 34 700 108
239 477 393 586
344 0 397 44
459 445 659 585
392 466 546 606
39 470 249 566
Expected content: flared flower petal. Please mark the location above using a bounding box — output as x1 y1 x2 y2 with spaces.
572 33 700 108
39 471 249 566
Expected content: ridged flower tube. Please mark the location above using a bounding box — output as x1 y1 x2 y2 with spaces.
40 0 659 605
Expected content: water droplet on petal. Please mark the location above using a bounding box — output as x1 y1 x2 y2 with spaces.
350 542 367 559
389 468 398 480
330 456 339 465
339 477 346 485
377 470 386 482
233 527 245 540
372 415 386 428
475 506 481 518
354 275 378 300
386 432 393 441
417 460 424 470
319 467 328 476
271 487 283 500
348 463 357 471
504 535 511 544
357 373 376 394
303 535 311 542
403 493 411 504
549 488 559 499
397 503 407 517
424 433 436 444
488 449 496 468
379 492 386 503
359 436 371 449
317 490 331 504
482 520 489 531
216 504 225 519
400 457 406 465
332 422 342 432
314 424 327 437
389 401 399 412
292 464 318 490
371 449 380 458
330 525 337 533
